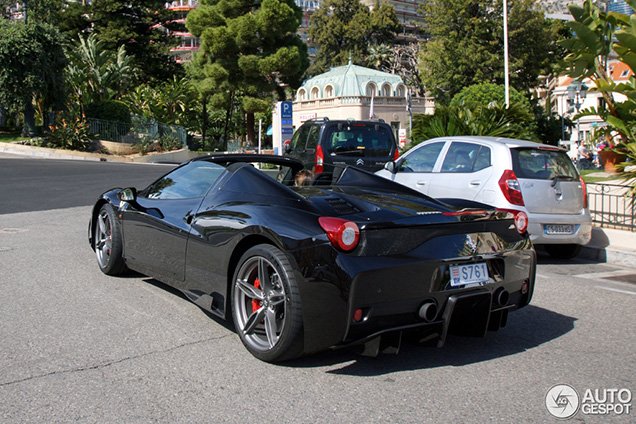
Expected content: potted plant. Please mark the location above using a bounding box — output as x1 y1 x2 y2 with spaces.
597 141 628 173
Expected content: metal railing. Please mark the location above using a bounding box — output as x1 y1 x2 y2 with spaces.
587 182 635 231
85 116 187 146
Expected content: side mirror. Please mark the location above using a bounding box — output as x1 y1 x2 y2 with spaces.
118 187 137 202
384 161 397 174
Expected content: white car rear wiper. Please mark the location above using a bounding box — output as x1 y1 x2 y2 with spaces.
551 174 575 186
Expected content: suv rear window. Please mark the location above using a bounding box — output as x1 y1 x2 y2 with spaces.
324 124 393 157
511 148 578 180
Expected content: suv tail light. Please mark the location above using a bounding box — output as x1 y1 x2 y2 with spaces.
579 175 588 209
319 217 360 251
498 169 524 206
314 145 324 174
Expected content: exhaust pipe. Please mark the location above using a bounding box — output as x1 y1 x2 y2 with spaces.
418 300 438 322
494 288 510 307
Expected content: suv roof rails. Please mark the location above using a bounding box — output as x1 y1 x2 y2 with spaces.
307 117 330 122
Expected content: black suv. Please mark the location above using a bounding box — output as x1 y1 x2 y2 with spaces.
284 118 399 175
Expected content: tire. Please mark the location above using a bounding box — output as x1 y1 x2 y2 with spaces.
231 244 304 362
94 204 128 275
544 244 582 259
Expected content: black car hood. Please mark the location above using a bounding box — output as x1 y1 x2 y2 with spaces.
299 185 452 219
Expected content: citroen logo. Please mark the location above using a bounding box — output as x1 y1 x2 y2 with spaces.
356 158 364 166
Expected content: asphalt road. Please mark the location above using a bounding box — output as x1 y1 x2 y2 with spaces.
1 154 634 423
0 156 174 215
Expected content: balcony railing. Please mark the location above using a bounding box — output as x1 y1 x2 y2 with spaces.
165 0 198 10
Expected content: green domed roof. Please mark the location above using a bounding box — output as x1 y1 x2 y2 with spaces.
299 61 404 97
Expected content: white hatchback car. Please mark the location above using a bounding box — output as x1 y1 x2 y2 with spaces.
377 136 592 258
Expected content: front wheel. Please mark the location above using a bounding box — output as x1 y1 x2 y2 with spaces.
94 204 128 275
543 244 582 259
231 244 304 362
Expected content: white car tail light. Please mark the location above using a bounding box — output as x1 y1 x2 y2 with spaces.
580 175 588 209
498 169 525 206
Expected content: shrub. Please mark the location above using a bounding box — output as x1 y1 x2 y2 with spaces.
133 136 155 155
48 117 94 151
85 101 131 124
158 135 182 152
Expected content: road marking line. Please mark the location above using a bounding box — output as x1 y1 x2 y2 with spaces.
595 286 636 296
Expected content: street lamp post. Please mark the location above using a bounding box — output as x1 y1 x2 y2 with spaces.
567 81 588 144
503 0 510 108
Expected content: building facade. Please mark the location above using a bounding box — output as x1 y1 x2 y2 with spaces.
551 60 633 147
165 0 200 63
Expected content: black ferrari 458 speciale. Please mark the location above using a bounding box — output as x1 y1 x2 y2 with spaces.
89 154 536 362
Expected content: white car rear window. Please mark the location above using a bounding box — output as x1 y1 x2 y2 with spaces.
511 148 578 180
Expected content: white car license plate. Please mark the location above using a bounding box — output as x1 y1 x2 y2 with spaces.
450 263 489 287
544 224 575 235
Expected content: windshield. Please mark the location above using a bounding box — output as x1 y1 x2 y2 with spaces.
511 148 579 180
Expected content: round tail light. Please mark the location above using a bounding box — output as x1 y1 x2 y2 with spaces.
318 217 360 251
514 210 528 234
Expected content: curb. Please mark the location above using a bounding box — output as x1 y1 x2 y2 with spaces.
0 142 195 163
0 142 109 161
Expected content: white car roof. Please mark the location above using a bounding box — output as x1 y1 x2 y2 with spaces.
425 136 557 150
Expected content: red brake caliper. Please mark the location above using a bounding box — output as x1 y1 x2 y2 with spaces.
252 278 261 312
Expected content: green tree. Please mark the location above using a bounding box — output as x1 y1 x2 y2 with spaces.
308 0 400 73
187 0 309 146
420 0 563 104
88 0 182 83
450 83 537 136
0 20 67 136
450 83 532 111
57 1 92 42
411 102 535 146
1 0 63 24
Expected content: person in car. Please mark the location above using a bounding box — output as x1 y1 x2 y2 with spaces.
295 169 314 186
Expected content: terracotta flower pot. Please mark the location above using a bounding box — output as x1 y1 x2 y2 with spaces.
598 149 627 173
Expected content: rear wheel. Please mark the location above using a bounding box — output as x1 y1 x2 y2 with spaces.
231 244 304 362
94 204 128 275
544 244 582 259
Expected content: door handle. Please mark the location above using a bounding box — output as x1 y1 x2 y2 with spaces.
469 180 481 186
184 212 194 225
416 180 427 186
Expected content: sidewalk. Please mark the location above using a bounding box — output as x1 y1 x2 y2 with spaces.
2 141 635 268
579 226 636 267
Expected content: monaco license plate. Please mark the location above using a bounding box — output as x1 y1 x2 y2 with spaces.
544 224 575 235
450 262 489 287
